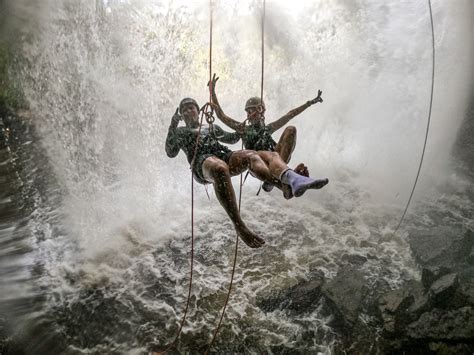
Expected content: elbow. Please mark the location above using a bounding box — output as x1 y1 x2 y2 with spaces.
287 110 298 117
166 150 178 158
165 145 178 158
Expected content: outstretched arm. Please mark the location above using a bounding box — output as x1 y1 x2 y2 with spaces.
267 90 323 132
209 74 243 132
165 108 182 158
213 125 241 144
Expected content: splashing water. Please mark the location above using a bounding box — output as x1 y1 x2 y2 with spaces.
1 0 472 353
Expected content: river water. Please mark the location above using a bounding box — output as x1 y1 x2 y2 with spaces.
0 0 472 353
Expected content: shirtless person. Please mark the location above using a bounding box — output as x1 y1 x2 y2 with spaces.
165 97 328 248
209 74 323 192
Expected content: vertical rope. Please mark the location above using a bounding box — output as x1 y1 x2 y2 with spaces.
209 1 213 104
203 0 241 351
392 0 435 235
205 1 266 353
204 225 239 355
155 119 206 355
260 0 265 102
155 4 215 353
238 150 244 210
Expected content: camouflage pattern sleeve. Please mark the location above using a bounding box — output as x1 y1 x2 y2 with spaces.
214 124 241 145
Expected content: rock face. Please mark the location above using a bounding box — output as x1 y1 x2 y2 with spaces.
409 226 474 271
321 267 366 329
377 227 474 353
407 307 474 340
257 271 325 313
379 227 474 354
257 227 474 354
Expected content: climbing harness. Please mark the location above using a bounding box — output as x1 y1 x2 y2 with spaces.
158 0 433 352
155 101 208 355
200 101 216 134
392 0 435 235
155 3 215 353
205 1 266 353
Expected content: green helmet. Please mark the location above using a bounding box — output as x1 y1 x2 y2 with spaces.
245 97 265 111
179 97 199 114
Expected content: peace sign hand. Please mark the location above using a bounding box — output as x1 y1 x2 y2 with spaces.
207 73 219 91
308 90 323 105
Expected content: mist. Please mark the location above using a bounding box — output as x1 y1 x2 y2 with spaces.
0 1 472 352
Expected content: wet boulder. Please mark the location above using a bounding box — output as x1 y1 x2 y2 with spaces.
468 248 474 265
429 273 459 308
257 271 325 313
407 306 474 341
421 265 452 289
341 253 368 266
321 266 366 329
378 280 427 336
409 226 474 272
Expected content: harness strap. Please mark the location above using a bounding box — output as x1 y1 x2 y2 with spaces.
206 1 266 352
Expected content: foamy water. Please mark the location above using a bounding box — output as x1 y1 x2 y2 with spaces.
1 0 472 353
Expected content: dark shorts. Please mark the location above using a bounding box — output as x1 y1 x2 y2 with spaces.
192 151 234 185
244 136 277 152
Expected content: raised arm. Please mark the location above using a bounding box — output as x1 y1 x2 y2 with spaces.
267 90 323 132
209 74 243 132
165 108 182 158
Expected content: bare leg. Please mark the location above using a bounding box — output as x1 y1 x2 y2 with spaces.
228 150 284 183
229 150 327 199
255 151 328 198
255 151 289 180
274 126 308 177
229 150 293 199
202 156 265 248
274 125 297 163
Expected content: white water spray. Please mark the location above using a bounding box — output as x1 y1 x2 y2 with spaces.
2 0 472 352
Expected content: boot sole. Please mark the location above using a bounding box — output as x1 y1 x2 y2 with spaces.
294 178 329 198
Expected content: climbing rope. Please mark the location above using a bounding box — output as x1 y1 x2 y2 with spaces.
157 1 432 352
260 0 265 103
255 0 266 196
155 106 208 355
392 0 435 235
205 1 266 353
155 3 215 354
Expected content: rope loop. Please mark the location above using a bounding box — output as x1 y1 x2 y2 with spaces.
200 102 215 125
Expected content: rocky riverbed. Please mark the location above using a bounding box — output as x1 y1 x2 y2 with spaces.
256 216 474 354
2 104 474 354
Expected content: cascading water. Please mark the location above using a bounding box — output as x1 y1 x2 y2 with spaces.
0 0 472 353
